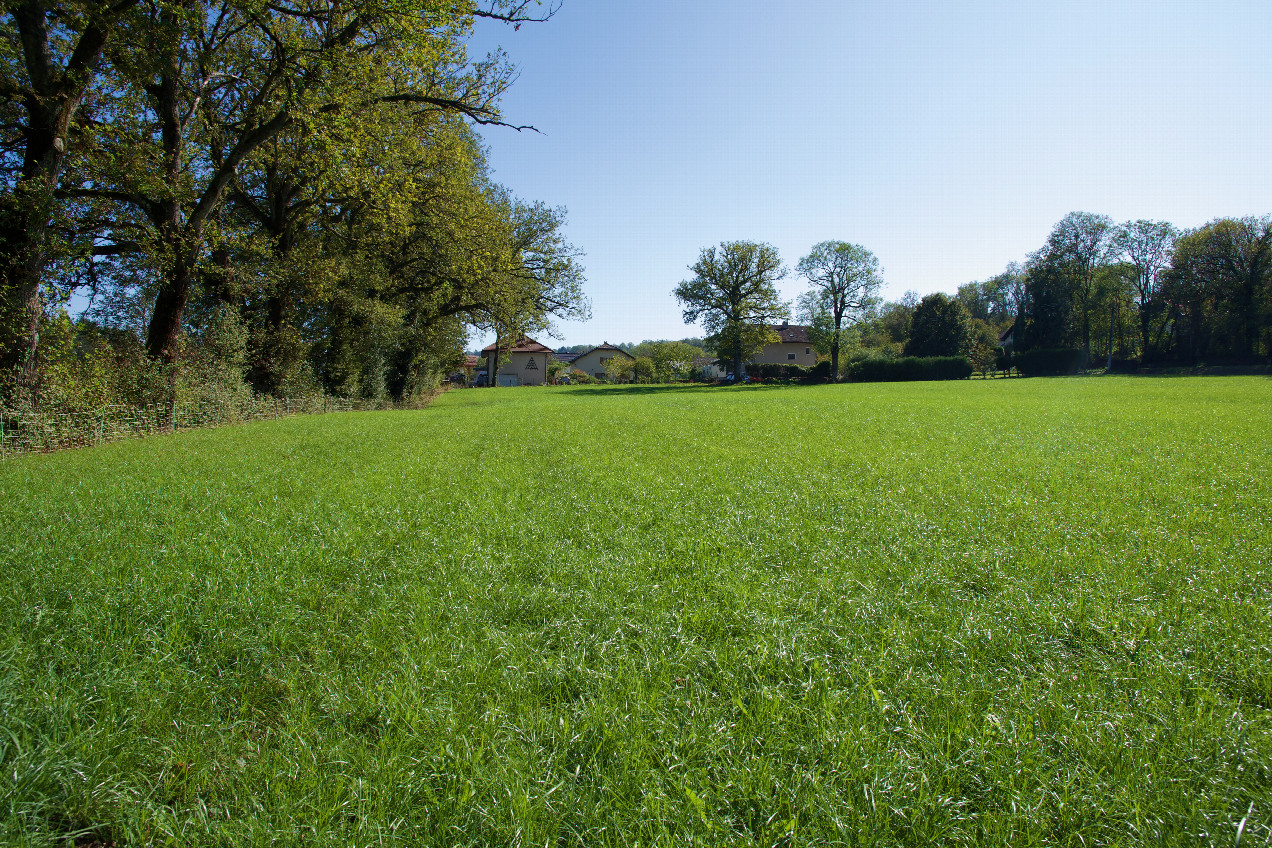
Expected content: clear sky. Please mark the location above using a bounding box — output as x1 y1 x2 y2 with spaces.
469 0 1272 348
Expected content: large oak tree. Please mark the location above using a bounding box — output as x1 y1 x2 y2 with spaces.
674 240 786 380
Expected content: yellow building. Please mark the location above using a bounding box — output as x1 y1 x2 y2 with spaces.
570 343 635 380
750 323 817 367
482 337 553 386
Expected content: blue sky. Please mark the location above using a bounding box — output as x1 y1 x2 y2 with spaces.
469 0 1272 348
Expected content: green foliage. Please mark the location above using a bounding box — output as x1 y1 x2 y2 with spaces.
674 241 787 377
904 293 972 358
603 353 634 383
0 0 588 406
2 378 1270 843
969 320 1001 373
545 357 570 384
1162 216 1272 362
631 340 705 382
1015 347 1088 377
747 361 829 383
796 241 883 375
631 355 655 383
848 355 973 382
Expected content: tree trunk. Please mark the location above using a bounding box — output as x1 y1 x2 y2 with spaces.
1140 305 1152 364
145 245 196 362
0 197 51 392
142 43 194 365
0 0 135 396
1107 299 1115 369
0 93 65 388
830 323 841 381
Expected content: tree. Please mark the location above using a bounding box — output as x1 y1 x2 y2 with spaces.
546 355 568 384
1042 211 1116 358
633 339 703 382
54 0 535 369
0 0 141 394
1019 248 1076 351
674 241 786 380
1113 219 1178 362
631 355 654 383
1164 216 1272 361
795 240 882 379
904 293 971 358
968 319 1000 374
603 353 634 383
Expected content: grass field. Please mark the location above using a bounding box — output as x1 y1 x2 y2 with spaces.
2 376 1270 846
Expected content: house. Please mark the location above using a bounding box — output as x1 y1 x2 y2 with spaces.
569 343 635 380
750 322 817 367
482 337 554 386
448 354 482 386
693 356 727 381
998 323 1016 352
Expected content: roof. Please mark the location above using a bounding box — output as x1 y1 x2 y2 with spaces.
574 343 634 360
998 323 1016 342
463 354 481 367
481 336 553 354
766 323 813 344
553 352 580 363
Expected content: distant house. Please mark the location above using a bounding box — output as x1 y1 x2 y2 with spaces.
694 356 727 381
570 343 635 380
751 322 817 367
998 323 1016 352
449 354 482 385
482 337 553 387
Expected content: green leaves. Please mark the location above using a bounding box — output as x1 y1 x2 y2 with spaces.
674 241 787 374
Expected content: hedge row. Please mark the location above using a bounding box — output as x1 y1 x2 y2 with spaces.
1015 348 1087 377
748 360 833 382
847 356 973 382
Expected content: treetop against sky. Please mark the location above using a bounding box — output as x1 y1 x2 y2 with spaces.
467 0 1272 348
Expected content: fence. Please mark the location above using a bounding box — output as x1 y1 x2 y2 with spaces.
0 395 364 458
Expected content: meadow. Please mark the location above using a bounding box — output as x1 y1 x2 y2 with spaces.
1 376 1270 846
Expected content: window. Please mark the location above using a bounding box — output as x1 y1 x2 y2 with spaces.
787 352 796 361
805 347 811 355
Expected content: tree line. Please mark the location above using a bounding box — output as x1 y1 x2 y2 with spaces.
675 211 1271 381
0 0 587 411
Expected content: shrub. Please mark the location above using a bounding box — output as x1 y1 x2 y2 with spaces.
807 359 833 382
749 362 821 382
996 348 1013 373
1107 357 1139 373
847 356 973 383
1015 348 1087 377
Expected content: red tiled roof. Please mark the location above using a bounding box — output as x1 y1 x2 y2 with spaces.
575 343 634 360
767 324 812 344
481 336 553 354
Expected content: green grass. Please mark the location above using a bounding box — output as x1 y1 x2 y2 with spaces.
2 377 1270 846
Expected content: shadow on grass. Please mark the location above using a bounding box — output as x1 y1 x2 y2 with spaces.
1106 364 1272 379
560 382 803 397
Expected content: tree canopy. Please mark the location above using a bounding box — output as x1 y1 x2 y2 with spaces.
0 0 588 407
904 293 972 358
795 240 882 379
674 241 786 380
